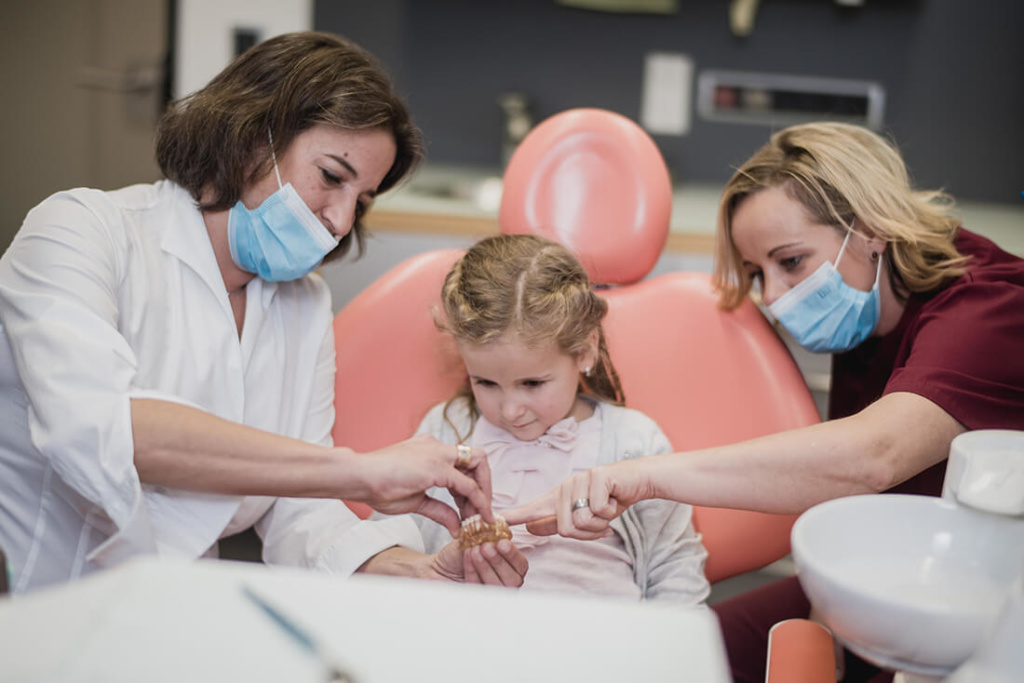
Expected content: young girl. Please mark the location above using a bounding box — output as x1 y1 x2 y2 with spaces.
414 234 709 605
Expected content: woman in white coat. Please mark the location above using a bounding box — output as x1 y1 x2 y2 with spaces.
0 31 526 593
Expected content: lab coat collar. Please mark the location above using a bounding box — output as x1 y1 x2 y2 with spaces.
158 181 279 312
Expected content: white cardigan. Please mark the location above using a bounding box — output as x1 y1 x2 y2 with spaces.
414 398 710 606
0 181 420 592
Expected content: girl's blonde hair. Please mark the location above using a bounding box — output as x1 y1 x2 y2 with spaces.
439 234 624 435
713 122 969 309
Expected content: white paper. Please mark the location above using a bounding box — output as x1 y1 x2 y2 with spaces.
641 52 694 136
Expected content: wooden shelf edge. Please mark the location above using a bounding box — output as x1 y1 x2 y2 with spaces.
365 210 716 254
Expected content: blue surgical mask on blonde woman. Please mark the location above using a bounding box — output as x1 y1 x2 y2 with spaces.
729 185 889 352
768 226 883 353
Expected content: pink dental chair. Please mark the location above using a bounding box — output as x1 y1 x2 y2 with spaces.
333 107 820 585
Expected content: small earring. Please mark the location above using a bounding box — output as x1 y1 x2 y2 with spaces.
871 251 879 261
583 366 591 377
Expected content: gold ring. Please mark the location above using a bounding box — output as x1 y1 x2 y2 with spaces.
455 444 472 470
571 498 590 512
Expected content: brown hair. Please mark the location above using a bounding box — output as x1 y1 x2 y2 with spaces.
155 31 423 262
439 234 624 436
713 122 969 309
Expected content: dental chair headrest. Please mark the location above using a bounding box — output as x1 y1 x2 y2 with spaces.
499 108 673 286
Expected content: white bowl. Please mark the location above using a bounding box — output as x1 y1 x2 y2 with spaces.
791 494 1024 675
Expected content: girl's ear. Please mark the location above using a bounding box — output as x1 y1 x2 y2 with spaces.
577 329 600 374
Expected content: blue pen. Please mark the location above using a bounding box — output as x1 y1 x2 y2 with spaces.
242 585 356 683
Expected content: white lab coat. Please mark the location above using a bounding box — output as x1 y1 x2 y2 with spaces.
0 181 421 593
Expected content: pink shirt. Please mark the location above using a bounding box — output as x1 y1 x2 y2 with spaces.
472 403 640 599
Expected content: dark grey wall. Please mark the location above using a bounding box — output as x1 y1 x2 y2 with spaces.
316 0 1023 204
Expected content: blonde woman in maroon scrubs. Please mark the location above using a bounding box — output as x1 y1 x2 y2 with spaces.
507 121 1024 683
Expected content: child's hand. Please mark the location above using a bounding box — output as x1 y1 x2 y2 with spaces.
430 538 528 587
358 542 527 588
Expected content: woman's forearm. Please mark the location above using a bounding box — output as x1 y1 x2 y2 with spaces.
505 391 964 535
645 391 963 515
643 428 875 515
130 398 495 533
131 398 355 498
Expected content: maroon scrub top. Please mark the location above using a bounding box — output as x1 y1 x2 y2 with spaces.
830 228 1024 496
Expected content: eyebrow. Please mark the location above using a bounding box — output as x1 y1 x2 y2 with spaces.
325 154 380 197
468 373 551 383
767 241 802 258
326 153 357 177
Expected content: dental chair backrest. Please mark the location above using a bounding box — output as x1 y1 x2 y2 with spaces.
332 108 821 583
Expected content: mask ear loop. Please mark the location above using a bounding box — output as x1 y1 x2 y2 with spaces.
837 217 884 288
267 128 284 189
833 218 855 268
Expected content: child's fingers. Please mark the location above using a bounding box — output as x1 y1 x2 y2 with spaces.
495 539 529 582
468 545 502 585
473 542 527 587
462 547 481 584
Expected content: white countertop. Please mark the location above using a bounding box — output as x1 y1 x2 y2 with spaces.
373 164 1024 256
0 558 731 683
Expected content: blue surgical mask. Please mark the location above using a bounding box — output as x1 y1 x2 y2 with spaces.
768 228 882 354
228 138 339 282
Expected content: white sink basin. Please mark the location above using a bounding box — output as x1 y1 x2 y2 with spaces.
791 494 1024 676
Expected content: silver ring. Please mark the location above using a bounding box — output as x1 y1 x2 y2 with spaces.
455 444 472 470
571 498 590 512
